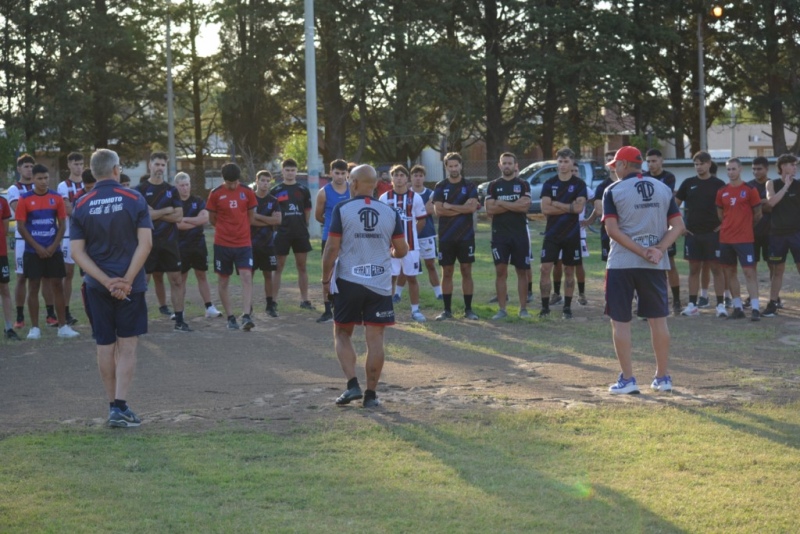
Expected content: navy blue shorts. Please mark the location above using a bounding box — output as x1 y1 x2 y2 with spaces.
683 232 719 262
491 234 531 270
605 268 668 322
214 245 253 276
86 288 148 345
719 243 756 267
753 234 770 263
0 256 9 284
601 231 610 262
768 231 800 265
333 278 395 326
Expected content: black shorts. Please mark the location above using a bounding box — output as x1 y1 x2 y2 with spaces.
438 239 475 266
85 288 148 345
753 234 770 263
214 245 253 276
541 237 582 266
605 268 668 322
253 245 277 272
683 232 719 262
0 256 9 284
145 238 182 273
491 234 531 270
333 278 395 326
666 242 677 257
23 251 67 279
274 234 312 256
601 231 610 262
179 242 209 273
768 231 800 265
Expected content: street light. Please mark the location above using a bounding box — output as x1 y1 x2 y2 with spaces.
697 5 723 152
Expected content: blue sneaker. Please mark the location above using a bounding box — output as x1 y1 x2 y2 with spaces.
392 294 401 304
609 373 640 395
108 407 141 428
651 375 673 392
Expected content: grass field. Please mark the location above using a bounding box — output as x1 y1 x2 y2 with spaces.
2 217 800 532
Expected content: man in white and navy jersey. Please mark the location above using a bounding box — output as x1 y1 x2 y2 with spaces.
322 165 408 409
602 146 685 395
379 164 428 322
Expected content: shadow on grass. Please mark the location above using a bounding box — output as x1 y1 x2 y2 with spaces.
370 410 687 533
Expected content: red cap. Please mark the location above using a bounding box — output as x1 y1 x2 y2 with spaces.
606 146 643 168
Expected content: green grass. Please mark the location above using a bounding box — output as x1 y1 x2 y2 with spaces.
2 404 799 533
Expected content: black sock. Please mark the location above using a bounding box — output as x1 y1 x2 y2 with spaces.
109 402 114 409
228 315 236 322
716 295 724 305
347 377 360 390
541 297 550 310
578 282 585 295
324 301 332 313
671 286 680 301
527 282 532 293
174 311 184 323
443 294 452 312
65 306 71 316
46 305 55 317
564 296 572 308
689 295 697 305
113 399 128 411
464 294 473 310
205 302 212 309
553 282 561 295
16 306 23 320
267 297 274 306
364 389 377 401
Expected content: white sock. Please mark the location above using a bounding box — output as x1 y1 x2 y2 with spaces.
724 290 732 299
395 286 404 297
700 289 708 298
733 297 742 309
433 285 442 297
751 298 760 311
411 304 419 312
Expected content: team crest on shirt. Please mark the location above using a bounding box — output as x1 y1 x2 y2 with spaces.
49 198 55 205
552 187 558 196
192 202 197 209
240 192 246 200
568 185 574 192
461 187 466 194
166 190 172 198
740 191 747 198
513 185 521 193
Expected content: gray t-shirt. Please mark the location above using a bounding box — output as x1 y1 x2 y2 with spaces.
602 174 682 270
328 195 404 296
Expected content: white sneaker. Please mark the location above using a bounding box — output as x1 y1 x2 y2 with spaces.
716 303 728 318
680 303 699 317
27 327 41 340
57 325 80 338
411 310 427 323
205 305 223 318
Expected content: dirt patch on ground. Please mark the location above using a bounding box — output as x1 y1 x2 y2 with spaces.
2 274 798 436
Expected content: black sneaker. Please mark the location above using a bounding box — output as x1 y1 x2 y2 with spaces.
697 296 710 308
435 310 453 321
227 317 240 330
777 298 784 309
743 299 751 310
763 301 778 317
729 308 746 319
751 309 761 322
241 314 255 331
4 329 21 341
66 314 78 326
562 307 573 319
335 386 363 405
159 305 173 316
577 293 587 305
174 321 193 332
300 300 314 310
672 301 682 316
266 302 278 318
538 308 551 318
724 297 733 308
316 311 333 323
108 407 141 428
363 397 381 408
464 309 479 320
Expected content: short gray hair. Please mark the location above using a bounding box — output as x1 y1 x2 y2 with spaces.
90 149 119 179
174 172 191 184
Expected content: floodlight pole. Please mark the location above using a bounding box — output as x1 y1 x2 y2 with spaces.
697 13 707 152
166 0 177 181
305 0 320 238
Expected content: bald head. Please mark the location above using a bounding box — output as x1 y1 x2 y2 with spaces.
350 164 377 195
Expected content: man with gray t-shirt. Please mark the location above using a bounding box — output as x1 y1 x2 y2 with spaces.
601 147 685 395
321 165 409 408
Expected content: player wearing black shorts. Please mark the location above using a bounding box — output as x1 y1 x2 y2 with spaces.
538 147 587 319
747 157 775 290
485 152 531 319
175 173 222 319
433 152 481 320
136 152 190 331
270 158 313 310
675 151 726 317
645 148 681 314
763 154 800 317
252 171 282 317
